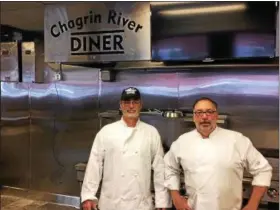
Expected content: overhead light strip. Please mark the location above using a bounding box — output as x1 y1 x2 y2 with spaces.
150 1 197 6
158 3 247 16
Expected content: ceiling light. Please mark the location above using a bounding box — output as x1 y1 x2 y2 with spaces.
158 3 247 16
150 1 195 6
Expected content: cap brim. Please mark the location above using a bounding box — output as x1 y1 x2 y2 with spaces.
121 95 141 101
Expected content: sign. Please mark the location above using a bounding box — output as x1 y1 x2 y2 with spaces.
44 2 151 63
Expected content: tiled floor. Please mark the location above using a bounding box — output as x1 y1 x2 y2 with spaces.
1 195 78 210
1 193 278 210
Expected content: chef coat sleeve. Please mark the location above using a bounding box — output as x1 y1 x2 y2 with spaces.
164 141 181 191
81 131 105 203
243 136 272 187
151 130 172 208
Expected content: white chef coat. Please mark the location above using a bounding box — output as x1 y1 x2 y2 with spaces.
81 118 172 210
164 126 272 210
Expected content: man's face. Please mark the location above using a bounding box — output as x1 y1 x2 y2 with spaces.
193 100 218 135
120 99 142 119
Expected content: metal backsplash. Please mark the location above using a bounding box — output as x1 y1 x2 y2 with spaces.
99 67 279 149
99 70 180 111
1 82 30 188
0 65 279 197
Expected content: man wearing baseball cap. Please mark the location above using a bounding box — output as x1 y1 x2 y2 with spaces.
81 87 171 210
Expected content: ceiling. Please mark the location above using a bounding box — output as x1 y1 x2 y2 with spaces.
0 1 82 32
1 2 46 31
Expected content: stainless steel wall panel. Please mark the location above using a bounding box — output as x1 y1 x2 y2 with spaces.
0 82 30 188
140 115 185 151
61 65 100 84
29 83 59 193
53 66 100 195
0 65 278 197
0 42 19 82
178 67 279 149
34 40 59 83
99 70 179 111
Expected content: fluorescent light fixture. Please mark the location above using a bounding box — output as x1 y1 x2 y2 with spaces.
158 3 247 16
150 1 195 6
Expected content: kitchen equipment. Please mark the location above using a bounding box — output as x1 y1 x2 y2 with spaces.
162 110 184 118
243 150 279 206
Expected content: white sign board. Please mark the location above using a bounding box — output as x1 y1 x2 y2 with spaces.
44 2 151 63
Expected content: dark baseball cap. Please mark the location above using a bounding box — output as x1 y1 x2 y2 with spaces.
120 87 141 101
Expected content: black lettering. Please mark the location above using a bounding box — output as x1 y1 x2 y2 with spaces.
58 21 68 33
135 24 143 32
103 35 111 50
68 20 75 29
94 14 101 23
83 36 87 51
128 21 136 30
114 35 123 50
108 10 117 24
71 37 81 52
89 11 93 23
51 25 60 38
122 17 129 27
117 13 122 25
76 17 83 30
84 16 89 25
89 36 100 51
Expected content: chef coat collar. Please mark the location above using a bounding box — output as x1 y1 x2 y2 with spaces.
120 117 141 129
195 126 220 139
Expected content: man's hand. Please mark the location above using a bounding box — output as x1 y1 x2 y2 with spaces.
241 203 258 210
173 196 192 210
170 190 192 210
82 200 98 210
242 186 268 210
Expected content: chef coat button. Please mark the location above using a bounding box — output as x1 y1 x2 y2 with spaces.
121 173 125 177
134 173 138 177
135 151 138 154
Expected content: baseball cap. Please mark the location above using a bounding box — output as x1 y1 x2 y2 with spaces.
120 87 141 101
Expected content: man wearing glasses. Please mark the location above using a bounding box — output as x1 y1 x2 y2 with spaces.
164 97 272 210
81 87 171 210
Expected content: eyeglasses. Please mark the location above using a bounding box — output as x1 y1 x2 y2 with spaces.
122 100 140 105
193 110 216 117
